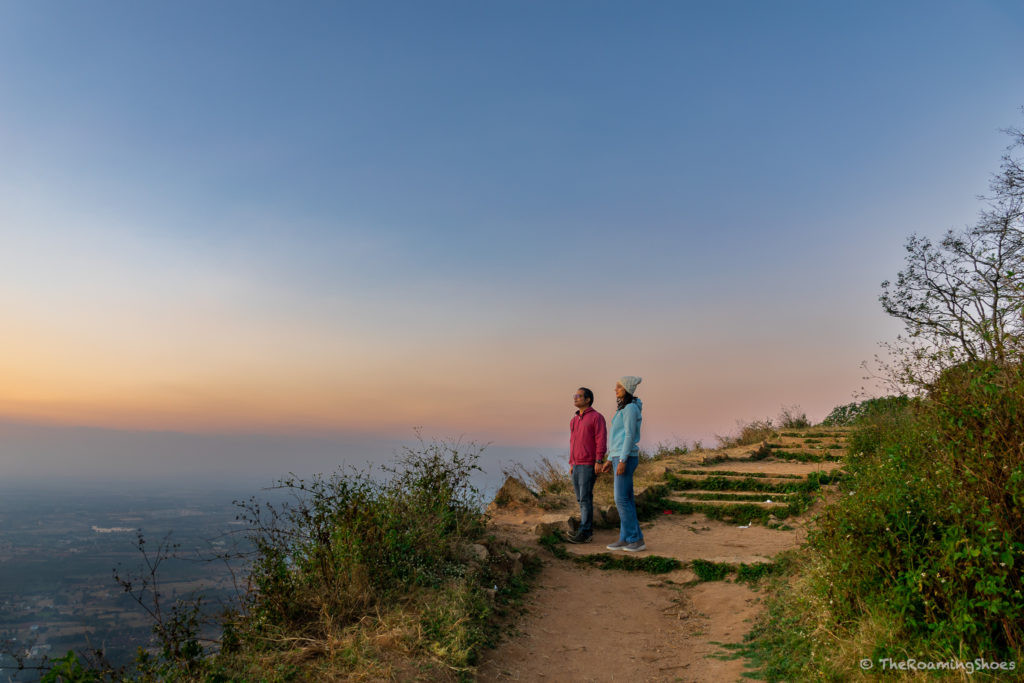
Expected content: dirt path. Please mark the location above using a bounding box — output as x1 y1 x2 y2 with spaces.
478 428 849 682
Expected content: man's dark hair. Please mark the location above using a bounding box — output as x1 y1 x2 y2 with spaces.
579 387 594 406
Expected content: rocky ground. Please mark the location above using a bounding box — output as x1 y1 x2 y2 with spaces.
477 428 849 682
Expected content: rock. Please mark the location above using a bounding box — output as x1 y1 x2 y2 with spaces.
601 505 620 526
508 553 524 575
469 543 489 562
489 475 538 509
533 521 564 537
634 484 670 515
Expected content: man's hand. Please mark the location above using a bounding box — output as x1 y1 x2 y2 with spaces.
616 460 627 476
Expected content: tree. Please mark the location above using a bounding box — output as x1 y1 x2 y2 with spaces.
880 118 1024 386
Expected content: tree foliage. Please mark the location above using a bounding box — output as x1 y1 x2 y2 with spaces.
880 120 1024 386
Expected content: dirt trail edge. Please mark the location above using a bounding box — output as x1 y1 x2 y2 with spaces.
477 428 849 682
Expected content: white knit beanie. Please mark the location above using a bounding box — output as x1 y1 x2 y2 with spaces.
618 376 642 396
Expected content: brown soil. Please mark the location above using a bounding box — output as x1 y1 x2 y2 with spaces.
477 430 849 682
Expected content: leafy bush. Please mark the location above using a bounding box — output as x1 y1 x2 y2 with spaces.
744 362 1024 678
821 395 912 426
53 438 535 681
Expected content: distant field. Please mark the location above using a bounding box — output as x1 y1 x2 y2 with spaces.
0 487 257 672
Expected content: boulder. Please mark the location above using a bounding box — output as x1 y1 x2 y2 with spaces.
600 505 620 526
468 543 489 562
533 521 565 538
489 475 538 510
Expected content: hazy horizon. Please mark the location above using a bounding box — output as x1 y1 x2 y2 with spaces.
2 1 1023 483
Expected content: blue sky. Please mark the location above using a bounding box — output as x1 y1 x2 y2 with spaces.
1 1 1023 484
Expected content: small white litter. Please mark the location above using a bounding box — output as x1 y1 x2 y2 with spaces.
737 524 750 529
765 499 773 503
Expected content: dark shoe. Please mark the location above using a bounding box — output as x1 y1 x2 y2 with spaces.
566 532 593 544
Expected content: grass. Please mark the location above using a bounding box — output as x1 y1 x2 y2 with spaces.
659 499 805 525
540 534 785 585
779 431 849 438
717 419 777 448
691 559 787 585
574 553 682 574
503 455 571 496
766 450 843 462
678 492 796 502
538 533 681 573
672 469 804 479
691 559 732 581
665 472 838 493
53 438 539 682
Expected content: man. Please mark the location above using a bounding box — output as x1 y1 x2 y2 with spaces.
567 387 607 543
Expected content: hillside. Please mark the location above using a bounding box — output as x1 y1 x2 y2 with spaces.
477 428 849 681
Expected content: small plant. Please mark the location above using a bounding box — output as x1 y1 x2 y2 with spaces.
574 553 682 574
777 405 811 429
653 440 692 457
691 559 732 581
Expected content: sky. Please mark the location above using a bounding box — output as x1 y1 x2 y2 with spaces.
1 1 1023 486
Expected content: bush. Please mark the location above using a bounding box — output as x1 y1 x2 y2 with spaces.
821 395 912 426
61 438 535 681
777 405 811 429
743 362 1024 678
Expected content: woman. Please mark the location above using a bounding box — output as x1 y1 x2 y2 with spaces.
604 375 645 552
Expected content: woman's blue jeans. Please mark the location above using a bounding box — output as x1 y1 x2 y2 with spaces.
613 455 643 543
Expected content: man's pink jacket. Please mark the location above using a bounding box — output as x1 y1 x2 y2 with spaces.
569 407 608 466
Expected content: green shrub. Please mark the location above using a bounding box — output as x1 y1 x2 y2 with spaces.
821 395 913 426
61 438 534 681
691 559 732 581
745 362 1024 678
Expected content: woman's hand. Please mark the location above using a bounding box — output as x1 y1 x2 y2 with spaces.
616 460 627 476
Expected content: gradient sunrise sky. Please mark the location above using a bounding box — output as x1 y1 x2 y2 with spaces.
2 2 1023 483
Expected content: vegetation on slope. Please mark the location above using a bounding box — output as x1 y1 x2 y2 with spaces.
740 364 1024 679
40 439 536 682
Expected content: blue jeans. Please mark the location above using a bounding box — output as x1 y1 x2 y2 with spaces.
613 456 643 543
571 464 596 535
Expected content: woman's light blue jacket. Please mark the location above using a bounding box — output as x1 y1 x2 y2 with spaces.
608 398 643 460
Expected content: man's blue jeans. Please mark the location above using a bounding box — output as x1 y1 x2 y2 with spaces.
613 456 643 543
572 464 596 535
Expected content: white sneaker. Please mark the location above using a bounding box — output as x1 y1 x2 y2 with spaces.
606 539 628 550
623 541 647 552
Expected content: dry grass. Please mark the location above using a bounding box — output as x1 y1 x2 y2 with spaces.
716 418 777 448
503 456 572 496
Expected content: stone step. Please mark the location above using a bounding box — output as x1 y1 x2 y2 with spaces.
669 495 789 508
669 473 815 485
677 490 797 500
